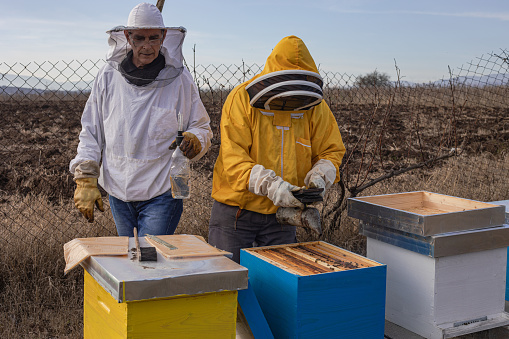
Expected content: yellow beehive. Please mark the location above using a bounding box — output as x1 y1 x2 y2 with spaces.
84 271 238 338
80 235 248 339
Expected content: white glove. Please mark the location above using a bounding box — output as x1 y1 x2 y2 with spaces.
307 174 326 190
249 164 304 209
304 159 337 195
269 180 304 208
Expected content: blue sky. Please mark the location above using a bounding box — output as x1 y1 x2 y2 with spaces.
1 0 508 83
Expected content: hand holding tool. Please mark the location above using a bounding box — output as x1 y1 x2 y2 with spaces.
292 188 324 204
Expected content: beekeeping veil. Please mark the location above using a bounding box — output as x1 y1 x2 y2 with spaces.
245 36 323 111
106 2 185 88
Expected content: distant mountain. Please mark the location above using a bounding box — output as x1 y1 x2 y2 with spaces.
0 73 93 92
432 73 509 87
0 86 45 95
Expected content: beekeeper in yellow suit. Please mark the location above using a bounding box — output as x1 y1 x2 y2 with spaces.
208 35 346 263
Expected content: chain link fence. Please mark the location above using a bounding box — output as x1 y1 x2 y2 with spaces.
1 50 509 252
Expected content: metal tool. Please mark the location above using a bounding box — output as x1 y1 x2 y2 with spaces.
146 234 178 250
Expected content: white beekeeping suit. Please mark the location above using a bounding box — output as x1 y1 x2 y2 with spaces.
70 2 212 203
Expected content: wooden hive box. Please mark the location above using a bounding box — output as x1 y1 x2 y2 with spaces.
84 271 239 339
240 241 386 339
368 238 509 339
348 194 509 338
348 191 505 236
82 235 248 339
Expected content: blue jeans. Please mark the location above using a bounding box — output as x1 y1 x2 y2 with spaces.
109 191 183 237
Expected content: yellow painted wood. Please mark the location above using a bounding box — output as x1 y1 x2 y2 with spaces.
84 271 238 339
84 271 127 338
126 291 238 338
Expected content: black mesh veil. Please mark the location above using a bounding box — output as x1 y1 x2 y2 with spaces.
246 70 323 111
105 26 186 88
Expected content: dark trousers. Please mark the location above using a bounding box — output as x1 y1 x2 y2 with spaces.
208 200 296 263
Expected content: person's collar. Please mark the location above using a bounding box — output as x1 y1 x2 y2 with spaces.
121 50 138 72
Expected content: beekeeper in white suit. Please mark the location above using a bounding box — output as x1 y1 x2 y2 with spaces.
70 3 212 236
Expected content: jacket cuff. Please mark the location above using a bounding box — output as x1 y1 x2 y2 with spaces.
248 164 279 196
74 160 100 180
304 159 336 189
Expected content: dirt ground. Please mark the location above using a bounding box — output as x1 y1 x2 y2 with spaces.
1 98 508 204
1 94 509 339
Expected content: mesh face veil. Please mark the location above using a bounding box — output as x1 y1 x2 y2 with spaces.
105 3 186 88
106 27 186 88
245 70 324 111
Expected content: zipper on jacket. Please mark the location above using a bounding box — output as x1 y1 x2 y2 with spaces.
260 110 303 180
276 126 289 179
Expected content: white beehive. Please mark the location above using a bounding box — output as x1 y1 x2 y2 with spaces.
348 191 509 339
369 238 508 338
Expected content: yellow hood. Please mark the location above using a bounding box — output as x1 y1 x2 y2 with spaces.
256 35 319 78
245 36 323 112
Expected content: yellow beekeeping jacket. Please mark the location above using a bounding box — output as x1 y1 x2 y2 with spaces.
211 36 346 214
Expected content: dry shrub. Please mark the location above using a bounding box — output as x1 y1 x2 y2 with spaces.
0 240 83 338
359 152 509 202
0 194 109 338
306 152 509 256
0 193 116 245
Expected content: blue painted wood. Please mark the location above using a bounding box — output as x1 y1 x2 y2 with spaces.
241 248 387 339
506 247 509 301
360 222 433 256
241 249 300 338
237 280 274 339
297 266 386 338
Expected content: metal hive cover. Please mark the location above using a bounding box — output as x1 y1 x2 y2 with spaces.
348 191 505 236
81 236 248 302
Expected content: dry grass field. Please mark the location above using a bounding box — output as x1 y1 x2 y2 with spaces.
0 88 508 337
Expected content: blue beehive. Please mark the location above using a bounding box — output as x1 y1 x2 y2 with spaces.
240 241 386 339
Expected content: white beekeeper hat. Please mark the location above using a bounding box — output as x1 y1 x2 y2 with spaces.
125 2 168 30
108 2 169 31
